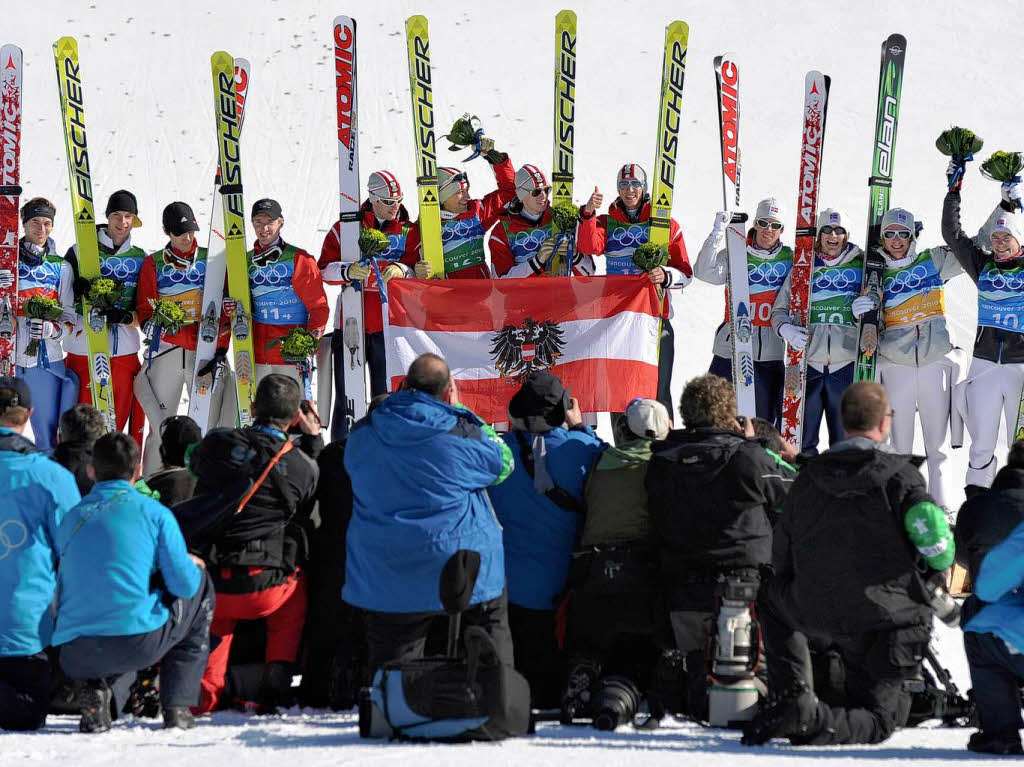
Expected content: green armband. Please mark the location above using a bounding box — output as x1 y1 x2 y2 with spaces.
480 420 514 485
904 501 954 570
764 448 797 474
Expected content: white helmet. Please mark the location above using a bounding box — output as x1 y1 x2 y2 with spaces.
514 164 550 202
616 163 648 192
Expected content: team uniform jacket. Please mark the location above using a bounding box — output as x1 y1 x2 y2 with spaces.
488 202 595 278
15 237 77 368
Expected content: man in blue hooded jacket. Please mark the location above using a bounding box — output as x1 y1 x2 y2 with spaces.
487 370 605 707
0 376 80 731
344 353 514 671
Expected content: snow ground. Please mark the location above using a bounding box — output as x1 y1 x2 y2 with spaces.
7 0 1022 761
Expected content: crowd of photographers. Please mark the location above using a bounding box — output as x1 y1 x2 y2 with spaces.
0 355 1022 754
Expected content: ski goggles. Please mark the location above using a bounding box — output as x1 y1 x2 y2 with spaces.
882 229 912 240
441 172 469 189
819 225 847 236
617 179 644 190
755 218 784 231
373 196 402 206
528 187 552 198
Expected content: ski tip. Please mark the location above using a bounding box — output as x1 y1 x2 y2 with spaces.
211 50 232 68
714 52 737 70
53 37 78 56
884 34 907 56
233 57 251 71
333 14 355 26
556 9 577 22
406 14 428 33
666 20 689 35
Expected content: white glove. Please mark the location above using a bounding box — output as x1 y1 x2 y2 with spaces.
536 238 556 267
414 260 434 279
779 323 808 351
321 261 345 283
345 262 372 282
0 269 13 289
851 294 877 319
29 318 58 340
711 210 730 241
380 263 405 283
1002 180 1024 209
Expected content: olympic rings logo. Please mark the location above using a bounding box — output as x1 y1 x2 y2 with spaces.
607 225 648 249
159 262 206 284
18 264 59 283
883 264 934 293
0 519 29 562
510 228 550 253
102 257 142 281
980 270 1024 293
747 261 790 286
382 234 406 259
249 263 291 287
813 268 861 292
441 218 483 242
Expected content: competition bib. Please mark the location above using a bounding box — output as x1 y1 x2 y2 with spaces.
744 245 793 327
809 254 862 327
977 259 1024 334
605 218 648 275
882 249 945 327
441 216 486 273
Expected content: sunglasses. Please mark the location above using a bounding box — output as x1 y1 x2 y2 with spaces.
755 218 784 231
375 197 402 206
529 187 552 198
820 225 847 236
882 230 912 241
617 180 644 190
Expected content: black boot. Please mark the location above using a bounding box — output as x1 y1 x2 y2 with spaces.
256 662 294 715
968 730 1024 755
163 706 196 730
741 681 821 746
125 665 161 718
78 679 113 733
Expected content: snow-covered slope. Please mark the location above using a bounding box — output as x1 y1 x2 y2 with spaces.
8 0 1017 760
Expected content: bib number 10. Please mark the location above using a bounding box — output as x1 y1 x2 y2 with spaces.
991 312 1021 329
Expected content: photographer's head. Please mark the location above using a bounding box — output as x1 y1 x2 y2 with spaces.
253 374 303 431
840 381 892 441
680 374 736 430
0 376 33 433
91 432 141 483
405 353 456 403
508 370 571 433
59 404 105 446
159 415 201 469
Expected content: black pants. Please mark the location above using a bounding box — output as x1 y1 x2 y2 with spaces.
508 604 565 709
0 652 51 731
760 585 926 745
331 330 387 442
709 355 784 427
61 572 215 711
363 590 514 676
657 320 675 421
965 630 1024 736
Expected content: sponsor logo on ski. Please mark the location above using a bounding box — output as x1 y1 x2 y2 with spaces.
334 21 356 162
215 64 244 223
657 41 686 192
555 28 575 182
799 84 825 225
59 54 93 206
718 59 739 188
889 45 904 56
410 35 436 177
876 94 897 177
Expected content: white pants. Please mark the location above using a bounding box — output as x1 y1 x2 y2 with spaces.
961 357 1024 487
135 347 237 475
256 363 301 386
878 358 954 508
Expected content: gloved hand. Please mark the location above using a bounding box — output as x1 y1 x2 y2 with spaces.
414 260 434 279
320 261 345 283
851 294 877 319
582 186 603 216
73 276 91 301
536 239 556 267
945 158 967 193
1002 179 1024 210
196 348 228 380
779 323 808 351
345 262 372 282
380 263 405 283
710 210 730 242
103 307 134 325
29 318 59 340
141 319 154 339
0 269 13 289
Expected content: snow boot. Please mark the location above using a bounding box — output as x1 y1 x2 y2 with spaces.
163 706 196 730
741 681 821 745
78 679 113 733
968 730 1024 755
256 661 294 715
125 665 161 718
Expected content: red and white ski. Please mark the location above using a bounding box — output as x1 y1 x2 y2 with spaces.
0 45 22 377
780 71 830 449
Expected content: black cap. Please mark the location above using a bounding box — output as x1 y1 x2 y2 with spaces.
0 376 32 410
105 189 139 217
158 414 201 467
507 370 569 430
162 201 200 236
21 199 56 224
251 198 283 220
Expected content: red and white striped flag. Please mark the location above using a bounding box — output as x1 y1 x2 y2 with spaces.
383 276 663 423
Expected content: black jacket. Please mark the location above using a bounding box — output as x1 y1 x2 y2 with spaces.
52 440 93 496
772 447 934 636
942 191 1024 363
646 428 795 605
146 466 197 508
190 426 322 593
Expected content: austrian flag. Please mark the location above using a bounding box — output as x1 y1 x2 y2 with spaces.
383 276 664 423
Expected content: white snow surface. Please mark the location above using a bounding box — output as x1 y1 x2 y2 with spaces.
7 0 1017 761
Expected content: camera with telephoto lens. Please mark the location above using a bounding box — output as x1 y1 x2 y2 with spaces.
591 676 642 731
925 573 961 628
708 572 760 728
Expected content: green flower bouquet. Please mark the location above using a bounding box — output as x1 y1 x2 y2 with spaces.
981 151 1024 183
268 327 319 364
87 276 125 311
935 126 983 158
358 227 389 257
632 241 669 272
23 295 63 357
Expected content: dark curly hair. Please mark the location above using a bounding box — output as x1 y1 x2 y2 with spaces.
679 374 736 430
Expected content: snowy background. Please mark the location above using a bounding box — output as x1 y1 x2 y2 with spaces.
8 0 1020 761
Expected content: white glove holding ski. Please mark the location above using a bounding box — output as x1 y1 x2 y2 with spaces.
1002 180 1024 209
779 323 808 351
321 261 345 283
711 210 730 242
29 318 59 340
851 294 877 319
0 270 13 289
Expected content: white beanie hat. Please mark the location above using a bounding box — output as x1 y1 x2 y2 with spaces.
992 210 1024 248
755 197 784 223
880 207 915 239
816 207 848 232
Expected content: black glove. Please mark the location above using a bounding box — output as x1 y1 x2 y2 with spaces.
73 276 91 302
484 148 508 165
196 348 228 379
103 307 134 325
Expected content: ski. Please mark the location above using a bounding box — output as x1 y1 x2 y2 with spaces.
211 50 255 427
550 9 576 277
780 71 831 449
405 15 444 277
649 20 688 249
0 45 22 378
855 33 906 382
335 14 366 433
189 57 250 434
715 53 755 416
54 37 116 432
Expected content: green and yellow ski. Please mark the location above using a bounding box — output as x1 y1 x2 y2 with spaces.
649 21 688 248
